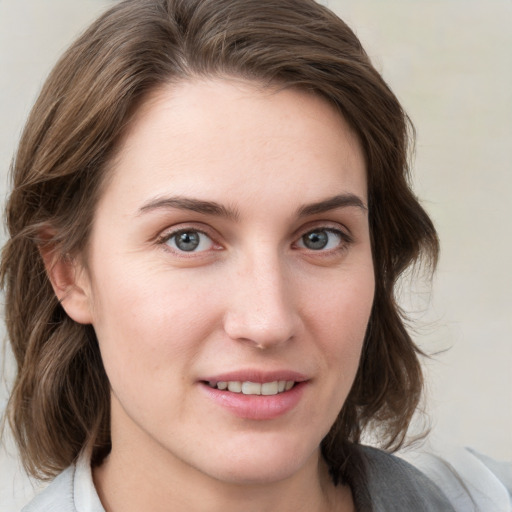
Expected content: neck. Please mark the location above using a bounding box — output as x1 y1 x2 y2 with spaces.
93 438 353 512
93 397 354 512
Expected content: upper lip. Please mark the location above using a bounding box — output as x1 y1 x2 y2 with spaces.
200 369 309 384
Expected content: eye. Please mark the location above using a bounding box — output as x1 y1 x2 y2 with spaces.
164 229 215 252
296 228 345 251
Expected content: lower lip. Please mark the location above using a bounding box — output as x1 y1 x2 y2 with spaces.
200 382 307 420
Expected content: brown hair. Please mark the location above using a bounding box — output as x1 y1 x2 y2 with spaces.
1 0 438 481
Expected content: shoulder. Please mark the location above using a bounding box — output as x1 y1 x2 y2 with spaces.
22 466 76 512
349 444 457 511
21 455 105 512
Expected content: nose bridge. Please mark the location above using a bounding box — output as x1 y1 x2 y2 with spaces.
223 248 298 348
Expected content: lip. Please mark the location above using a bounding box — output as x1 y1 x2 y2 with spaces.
198 369 309 421
201 370 308 384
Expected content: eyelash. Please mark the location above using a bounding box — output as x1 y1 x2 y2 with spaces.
156 225 353 256
157 227 219 256
294 227 353 253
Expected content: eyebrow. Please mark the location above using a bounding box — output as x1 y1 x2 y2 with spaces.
138 193 367 220
138 196 240 221
297 193 367 217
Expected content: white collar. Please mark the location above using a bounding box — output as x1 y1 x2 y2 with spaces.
73 452 105 512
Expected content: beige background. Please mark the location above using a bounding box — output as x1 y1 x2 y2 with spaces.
1 0 511 510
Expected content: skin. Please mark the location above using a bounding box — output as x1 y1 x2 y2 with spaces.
55 78 374 512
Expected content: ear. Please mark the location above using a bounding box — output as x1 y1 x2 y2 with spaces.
39 237 94 325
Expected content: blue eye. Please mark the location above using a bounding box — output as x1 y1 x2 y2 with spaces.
297 229 344 251
165 230 214 252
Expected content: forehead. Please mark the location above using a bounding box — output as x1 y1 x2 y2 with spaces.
101 78 367 215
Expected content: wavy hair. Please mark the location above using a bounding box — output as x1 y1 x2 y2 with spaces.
1 0 438 480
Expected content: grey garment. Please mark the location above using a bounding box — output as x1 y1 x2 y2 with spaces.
22 445 456 512
351 445 456 511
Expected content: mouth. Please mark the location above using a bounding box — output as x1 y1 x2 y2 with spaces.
199 370 308 419
206 380 296 396
200 373 307 420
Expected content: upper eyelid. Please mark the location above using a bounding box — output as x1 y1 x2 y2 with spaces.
161 227 210 238
294 227 351 247
294 222 353 241
156 223 217 241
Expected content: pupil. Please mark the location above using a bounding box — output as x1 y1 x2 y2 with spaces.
176 232 200 251
304 231 328 250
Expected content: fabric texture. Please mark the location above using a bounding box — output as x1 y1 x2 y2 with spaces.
22 444 508 512
400 446 512 512
348 445 456 512
22 455 103 512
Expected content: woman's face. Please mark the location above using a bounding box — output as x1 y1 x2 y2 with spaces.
74 78 374 484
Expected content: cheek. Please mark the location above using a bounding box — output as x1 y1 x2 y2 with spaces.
309 262 374 321
88 262 221 384
295 266 374 435
306 263 374 370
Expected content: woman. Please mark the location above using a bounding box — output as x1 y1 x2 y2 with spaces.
0 0 469 510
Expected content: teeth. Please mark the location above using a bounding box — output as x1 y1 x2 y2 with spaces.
227 381 242 393
242 382 261 395
261 381 278 395
209 380 295 395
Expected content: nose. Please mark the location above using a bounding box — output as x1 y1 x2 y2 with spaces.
223 255 300 349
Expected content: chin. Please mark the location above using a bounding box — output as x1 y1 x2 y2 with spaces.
196 434 321 485
210 460 309 486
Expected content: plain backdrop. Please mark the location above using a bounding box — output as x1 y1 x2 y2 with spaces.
1 1 511 510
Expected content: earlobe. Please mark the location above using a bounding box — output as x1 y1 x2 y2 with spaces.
39 242 94 325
